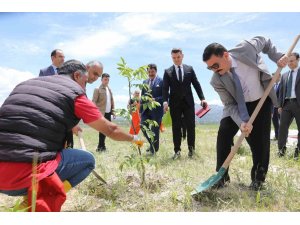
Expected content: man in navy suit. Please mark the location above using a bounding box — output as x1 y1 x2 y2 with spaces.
140 64 164 155
39 49 65 76
163 48 207 159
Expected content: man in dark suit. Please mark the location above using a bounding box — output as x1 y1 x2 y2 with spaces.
140 64 164 155
272 75 281 140
163 48 207 159
278 52 300 159
39 49 65 76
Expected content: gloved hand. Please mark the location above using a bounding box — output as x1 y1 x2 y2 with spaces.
132 135 144 148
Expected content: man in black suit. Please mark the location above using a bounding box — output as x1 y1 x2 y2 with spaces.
163 48 207 159
39 49 65 76
278 52 300 159
272 75 281 140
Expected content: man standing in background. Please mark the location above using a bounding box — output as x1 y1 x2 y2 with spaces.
163 48 207 160
39 49 74 148
272 74 281 140
277 52 300 159
39 49 65 76
92 73 116 152
140 64 164 155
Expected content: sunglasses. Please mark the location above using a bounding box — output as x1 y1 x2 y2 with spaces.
207 63 220 70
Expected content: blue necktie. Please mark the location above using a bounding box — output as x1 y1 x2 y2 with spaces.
286 70 294 98
230 68 250 122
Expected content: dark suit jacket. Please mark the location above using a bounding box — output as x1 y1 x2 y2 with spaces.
278 68 300 107
163 64 204 108
140 76 164 119
39 65 56 77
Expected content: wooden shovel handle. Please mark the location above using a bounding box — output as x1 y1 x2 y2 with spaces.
77 131 107 184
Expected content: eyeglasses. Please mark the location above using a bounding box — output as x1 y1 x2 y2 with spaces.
207 63 220 70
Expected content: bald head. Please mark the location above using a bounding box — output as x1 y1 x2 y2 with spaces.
86 61 103 83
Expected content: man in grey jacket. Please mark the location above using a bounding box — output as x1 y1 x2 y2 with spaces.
203 36 288 190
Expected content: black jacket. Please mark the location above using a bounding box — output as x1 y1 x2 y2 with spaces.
0 75 85 162
163 64 205 108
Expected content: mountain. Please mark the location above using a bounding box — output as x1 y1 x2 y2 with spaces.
195 104 223 124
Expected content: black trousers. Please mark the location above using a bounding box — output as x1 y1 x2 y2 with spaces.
216 98 272 182
141 111 162 153
272 106 280 139
181 115 187 139
170 100 195 153
98 112 111 148
278 99 300 149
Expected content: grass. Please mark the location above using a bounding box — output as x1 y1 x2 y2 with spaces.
0 122 299 212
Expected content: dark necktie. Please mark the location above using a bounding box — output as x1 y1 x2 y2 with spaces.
178 66 183 82
286 70 294 98
230 68 250 122
149 79 153 88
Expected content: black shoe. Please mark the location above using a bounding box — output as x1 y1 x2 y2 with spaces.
278 147 286 157
249 181 263 191
146 151 155 157
294 148 299 160
96 147 106 152
188 146 194 158
211 175 230 190
172 151 181 160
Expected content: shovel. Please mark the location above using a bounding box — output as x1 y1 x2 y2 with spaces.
78 131 107 184
191 35 300 195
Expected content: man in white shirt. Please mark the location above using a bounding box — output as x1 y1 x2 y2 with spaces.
203 36 288 190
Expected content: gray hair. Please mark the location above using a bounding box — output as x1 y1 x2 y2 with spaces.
86 60 103 68
58 59 87 79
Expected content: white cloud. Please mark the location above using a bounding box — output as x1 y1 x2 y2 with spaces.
58 30 129 59
1 39 43 56
0 67 35 106
114 13 173 40
56 13 175 59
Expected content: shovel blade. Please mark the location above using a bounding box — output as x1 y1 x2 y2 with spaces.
191 167 226 195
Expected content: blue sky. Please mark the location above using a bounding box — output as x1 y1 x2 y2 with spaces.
0 12 299 108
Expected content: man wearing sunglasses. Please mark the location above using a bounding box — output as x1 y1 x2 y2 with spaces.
203 36 288 191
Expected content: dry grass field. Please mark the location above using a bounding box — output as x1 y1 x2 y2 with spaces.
1 123 300 212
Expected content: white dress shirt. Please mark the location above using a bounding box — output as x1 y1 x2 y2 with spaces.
105 87 111 113
231 56 264 102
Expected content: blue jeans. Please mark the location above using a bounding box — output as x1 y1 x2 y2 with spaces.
0 149 95 196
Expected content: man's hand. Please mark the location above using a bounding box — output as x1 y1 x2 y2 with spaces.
201 100 208 108
278 107 283 114
277 55 288 68
72 125 82 136
132 135 144 148
240 122 253 137
163 102 169 113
